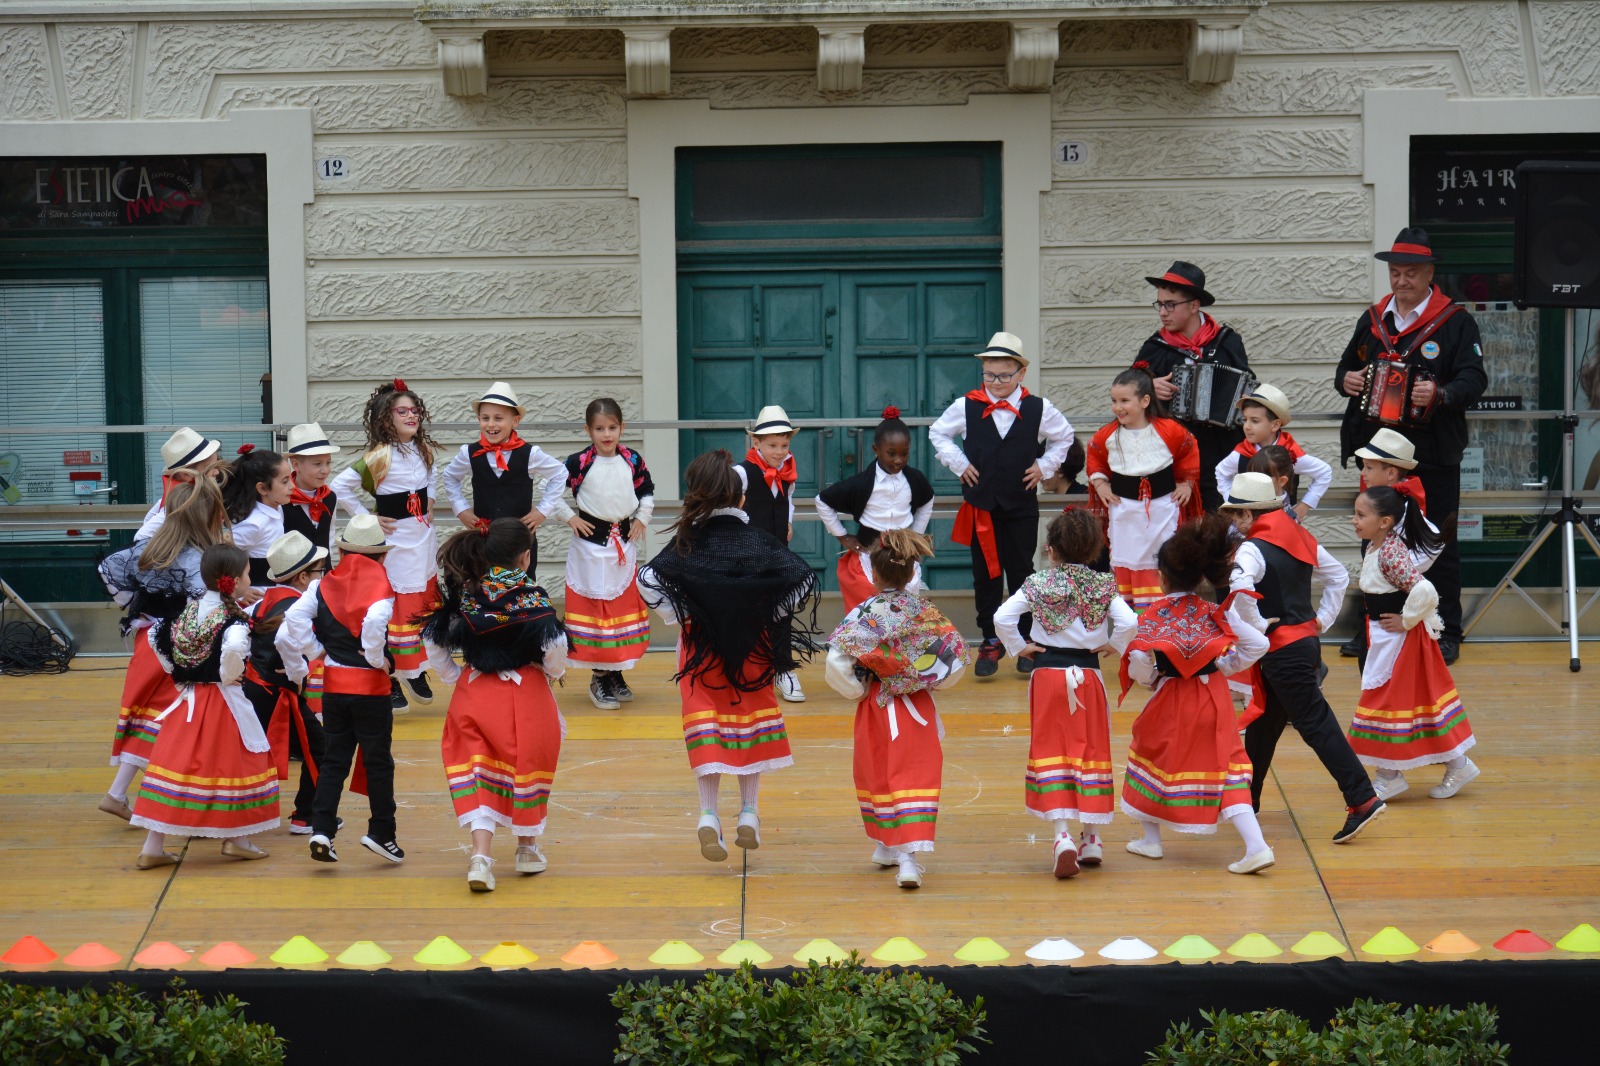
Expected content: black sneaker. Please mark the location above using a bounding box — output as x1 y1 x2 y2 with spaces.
389 678 409 712
974 638 1003 678
1438 637 1460 665
606 671 635 703
309 834 338 863
1332 797 1386 844
1339 635 1365 658
360 835 406 864
404 672 434 705
589 672 620 710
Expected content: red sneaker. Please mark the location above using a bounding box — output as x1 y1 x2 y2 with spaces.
974 638 1003 678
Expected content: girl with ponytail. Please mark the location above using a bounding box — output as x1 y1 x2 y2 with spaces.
224 444 294 586
131 543 279 869
422 519 568 891
638 450 819 866
815 405 936 612
1347 485 1477 801
826 528 969 890
1118 515 1275 874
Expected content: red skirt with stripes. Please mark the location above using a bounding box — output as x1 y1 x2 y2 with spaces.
1349 625 1475 770
441 666 563 836
1121 673 1252 833
1025 667 1115 824
388 578 440 677
853 682 942 852
111 636 177 768
678 643 793 776
130 685 280 838
565 584 650 670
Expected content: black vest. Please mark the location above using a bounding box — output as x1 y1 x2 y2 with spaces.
816 464 935 537
248 591 298 689
739 460 791 539
470 444 534 521
313 594 368 670
282 489 336 552
961 393 1044 513
1249 539 1315 634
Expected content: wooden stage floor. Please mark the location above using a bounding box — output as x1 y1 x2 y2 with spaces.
3 641 1597 972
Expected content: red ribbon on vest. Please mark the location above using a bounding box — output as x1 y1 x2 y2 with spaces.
289 480 331 524
965 386 1030 420
472 432 525 472
744 447 797 491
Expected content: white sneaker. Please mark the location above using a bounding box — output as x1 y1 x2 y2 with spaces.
776 672 806 702
1228 848 1276 875
1429 758 1480 799
515 843 547 874
1126 838 1164 860
895 852 924 889
467 854 496 892
734 810 761 850
871 842 899 867
1078 832 1104 866
1052 834 1080 879
697 813 727 862
1373 771 1409 801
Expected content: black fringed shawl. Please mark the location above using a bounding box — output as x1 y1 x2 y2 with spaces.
638 515 818 694
421 566 566 675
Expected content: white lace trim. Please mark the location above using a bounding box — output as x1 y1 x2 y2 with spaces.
128 815 280 839
453 805 549 837
1355 734 1476 771
1026 806 1114 825
692 754 794 777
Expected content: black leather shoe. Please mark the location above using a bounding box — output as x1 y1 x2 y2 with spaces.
1339 636 1365 658
1439 637 1460 665
389 679 408 712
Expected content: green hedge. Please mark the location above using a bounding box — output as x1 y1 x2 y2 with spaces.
0 978 284 1065
613 954 988 1065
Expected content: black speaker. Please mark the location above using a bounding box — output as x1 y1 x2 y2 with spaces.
1514 160 1600 309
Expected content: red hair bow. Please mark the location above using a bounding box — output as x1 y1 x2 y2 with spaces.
1132 360 1151 371
882 405 900 420
392 377 408 393
236 443 255 455
217 575 237 596
1393 479 1420 501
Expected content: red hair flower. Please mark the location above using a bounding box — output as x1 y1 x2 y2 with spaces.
1393 479 1420 501
236 443 255 455
217 575 237 596
1132 360 1151 371
392 377 408 393
881 405 900 420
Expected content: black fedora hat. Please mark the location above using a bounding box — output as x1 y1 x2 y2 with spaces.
1144 260 1215 307
1374 227 1442 264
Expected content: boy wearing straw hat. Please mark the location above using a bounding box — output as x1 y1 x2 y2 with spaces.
1214 383 1334 521
282 422 341 552
133 427 223 542
276 514 405 865
735 404 808 701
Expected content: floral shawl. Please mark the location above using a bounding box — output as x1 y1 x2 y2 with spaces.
1022 564 1118 635
829 588 968 706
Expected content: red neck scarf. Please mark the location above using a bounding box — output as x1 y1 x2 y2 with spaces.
964 385 1030 419
1234 430 1306 463
289 478 331 524
745 447 797 491
1157 313 1222 357
472 431 526 472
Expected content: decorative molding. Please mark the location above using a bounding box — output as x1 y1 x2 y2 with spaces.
214 78 625 132
311 138 626 193
1042 253 1368 309
309 382 643 426
816 23 866 93
1048 125 1359 181
305 266 639 320
1186 19 1243 84
304 199 638 258
1054 63 1458 120
624 28 672 97
0 25 56 119
1059 18 1186 55
438 33 488 97
1529 1 1600 96
57 24 135 119
1007 20 1060 91
1041 184 1370 245
310 325 640 379
485 28 623 66
672 68 1010 109
673 25 813 63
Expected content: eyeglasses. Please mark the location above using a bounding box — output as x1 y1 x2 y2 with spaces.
981 371 1019 384
1152 299 1198 312
393 406 419 416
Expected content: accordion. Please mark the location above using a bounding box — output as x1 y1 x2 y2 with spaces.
1168 363 1256 428
1360 359 1437 426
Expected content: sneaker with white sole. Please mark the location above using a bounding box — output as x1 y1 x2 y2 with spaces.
1126 838 1164 860
589 673 620 710
309 834 338 863
895 852 924 889
1373 772 1409 801
1078 832 1104 866
697 813 727 862
1332 796 1386 843
1228 847 1276 875
734 810 761 850
776 672 806 703
360 835 405 864
871 842 899 867
403 672 434 705
515 843 547 874
1052 834 1080 879
1429 758 1480 799
467 854 496 892
606 672 634 703
389 678 409 715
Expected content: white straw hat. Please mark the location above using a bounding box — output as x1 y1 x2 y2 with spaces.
285 422 341 457
474 381 524 418
1355 428 1419 470
1223 471 1284 510
975 331 1027 367
337 514 393 555
160 427 220 473
266 530 329 582
751 405 795 436
1238 383 1292 426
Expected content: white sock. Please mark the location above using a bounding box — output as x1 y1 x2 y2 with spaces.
738 773 760 813
1232 809 1269 856
109 763 139 802
1052 818 1071 839
140 830 166 856
1445 756 1469 770
1376 768 1402 781
697 773 720 815
469 816 496 834
1141 821 1163 846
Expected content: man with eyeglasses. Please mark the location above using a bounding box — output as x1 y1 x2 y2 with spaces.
1134 261 1251 512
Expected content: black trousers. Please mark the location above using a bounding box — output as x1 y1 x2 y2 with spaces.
969 505 1038 640
1244 636 1375 811
312 690 396 841
242 678 327 822
1413 460 1462 640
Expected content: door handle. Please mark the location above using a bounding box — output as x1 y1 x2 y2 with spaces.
88 480 119 501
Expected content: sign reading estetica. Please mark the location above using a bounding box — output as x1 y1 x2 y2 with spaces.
1 155 267 229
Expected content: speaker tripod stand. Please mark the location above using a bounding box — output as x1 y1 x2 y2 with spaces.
1464 310 1599 671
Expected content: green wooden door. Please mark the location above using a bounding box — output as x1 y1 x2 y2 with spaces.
679 267 1001 589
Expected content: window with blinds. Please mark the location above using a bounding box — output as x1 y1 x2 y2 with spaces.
139 276 271 498
0 280 109 543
